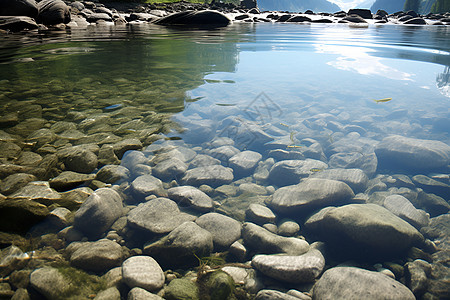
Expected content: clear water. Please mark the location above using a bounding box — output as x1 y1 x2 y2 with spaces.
0 22 449 296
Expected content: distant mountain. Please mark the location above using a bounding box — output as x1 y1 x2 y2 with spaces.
257 0 341 13
370 0 405 13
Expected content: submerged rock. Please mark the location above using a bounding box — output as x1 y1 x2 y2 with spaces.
268 159 328 187
312 267 414 299
375 135 450 171
181 165 233 187
70 239 123 272
310 168 368 193
122 256 164 292
167 185 213 212
383 194 429 229
130 175 167 201
195 212 242 250
30 267 71 300
256 290 301 300
242 222 309 255
269 178 354 215
305 204 424 256
143 221 213 267
128 287 164 299
229 150 262 177
252 249 325 283
127 198 196 234
73 188 123 238
164 278 199 300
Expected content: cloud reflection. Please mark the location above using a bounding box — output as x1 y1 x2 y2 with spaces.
315 44 414 81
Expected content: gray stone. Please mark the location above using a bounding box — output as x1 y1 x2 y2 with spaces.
27 128 56 148
268 159 328 187
252 249 325 283
189 154 221 168
209 145 240 162
269 178 354 214
278 220 300 237
152 158 187 181
94 287 121 300
112 139 143 159
48 207 72 229
405 260 431 296
312 267 415 299
412 175 450 199
310 168 368 193
122 256 164 292
328 152 377 176
229 150 262 177
96 165 130 184
58 145 98 174
15 151 43 167
305 204 424 255
238 183 268 195
168 185 213 211
375 135 450 171
144 221 213 267
221 266 248 284
70 239 123 272
154 10 231 27
256 290 301 300
29 267 71 300
242 222 309 255
181 165 233 187
120 150 149 171
229 241 247 261
127 198 195 234
383 194 429 229
11 288 30 300
415 191 450 217
49 171 95 191
73 188 123 238
130 175 167 200
37 0 71 25
195 212 242 250
0 142 21 159
127 287 164 300
246 203 276 225
0 173 36 195
9 181 61 205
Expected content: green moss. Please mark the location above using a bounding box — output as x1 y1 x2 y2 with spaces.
54 265 108 300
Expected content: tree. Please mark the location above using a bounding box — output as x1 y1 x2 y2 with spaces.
404 0 420 12
431 0 450 13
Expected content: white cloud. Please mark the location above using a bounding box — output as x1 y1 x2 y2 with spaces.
315 44 414 81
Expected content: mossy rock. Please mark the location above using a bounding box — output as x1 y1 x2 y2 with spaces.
202 270 236 300
164 278 199 300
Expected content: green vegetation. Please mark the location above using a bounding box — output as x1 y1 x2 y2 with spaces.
431 0 450 13
404 0 420 11
56 265 108 300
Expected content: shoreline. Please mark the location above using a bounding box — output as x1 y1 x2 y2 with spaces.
1 0 449 32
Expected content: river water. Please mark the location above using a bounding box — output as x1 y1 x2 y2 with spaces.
0 23 449 299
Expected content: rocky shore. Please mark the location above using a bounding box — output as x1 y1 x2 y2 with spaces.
0 0 449 32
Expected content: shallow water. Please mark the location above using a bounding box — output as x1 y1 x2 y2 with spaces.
0 22 449 298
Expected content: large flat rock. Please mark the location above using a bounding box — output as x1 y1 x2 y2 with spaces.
305 204 424 256
127 198 196 234
375 135 450 172
269 178 354 214
312 267 415 299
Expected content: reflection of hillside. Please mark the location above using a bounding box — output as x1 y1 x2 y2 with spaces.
436 66 450 97
1 24 252 113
